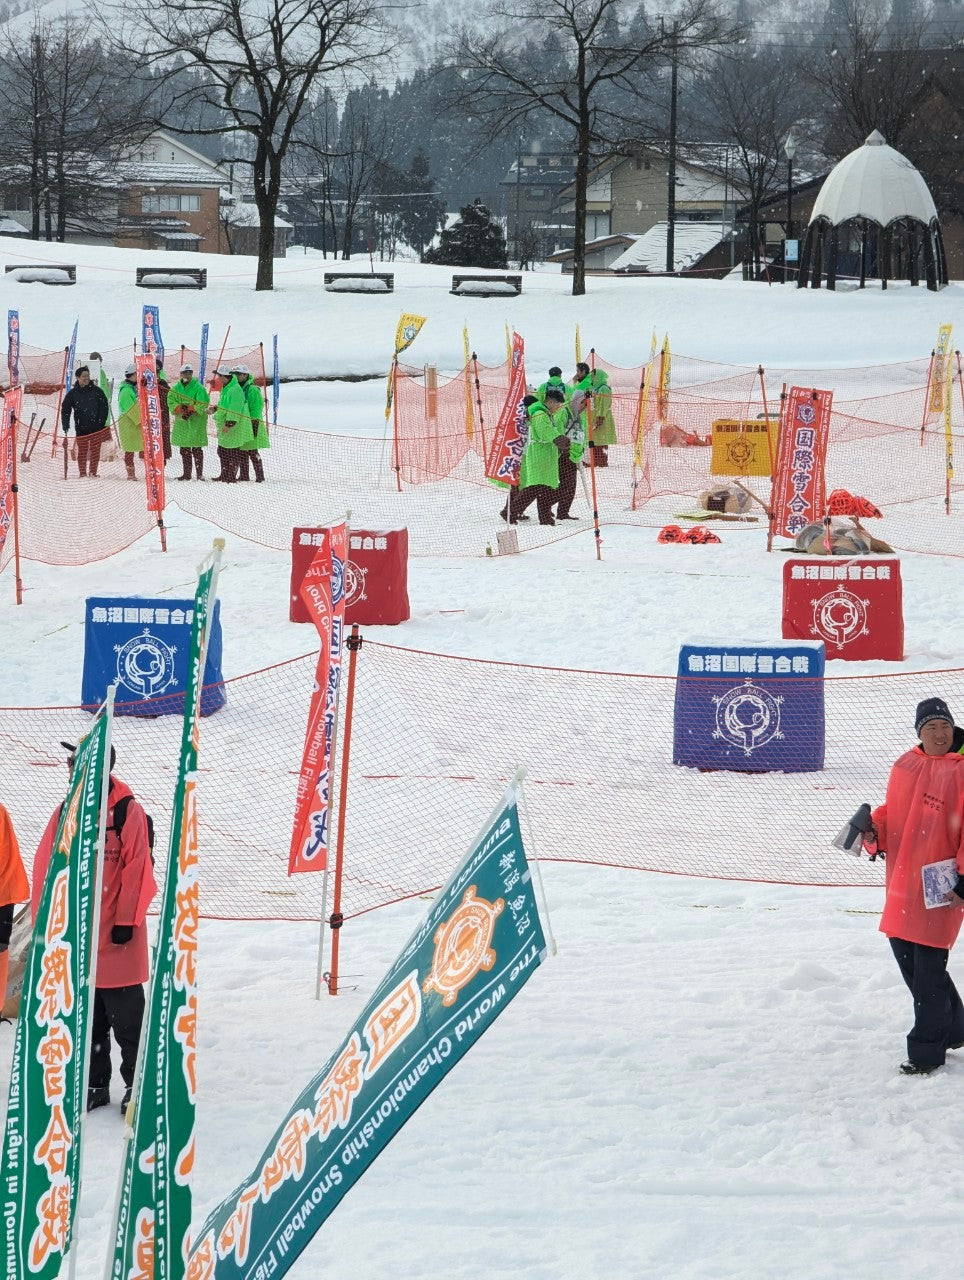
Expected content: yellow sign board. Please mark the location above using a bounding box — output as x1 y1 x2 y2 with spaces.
710 419 778 477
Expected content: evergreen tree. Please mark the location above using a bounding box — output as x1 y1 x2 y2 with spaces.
401 149 445 258
424 197 508 267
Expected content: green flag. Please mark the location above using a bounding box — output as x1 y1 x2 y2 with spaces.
0 693 114 1279
187 780 548 1280
107 541 224 1280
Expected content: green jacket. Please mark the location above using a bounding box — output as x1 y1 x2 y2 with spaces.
589 370 616 446
519 402 566 490
214 376 255 448
168 377 210 448
536 377 571 403
239 379 269 451
116 378 142 453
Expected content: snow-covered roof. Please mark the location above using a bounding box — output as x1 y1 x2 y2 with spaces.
125 164 223 188
610 222 726 272
809 131 938 227
226 203 293 229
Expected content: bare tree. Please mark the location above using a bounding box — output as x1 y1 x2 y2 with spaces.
449 0 739 296
806 0 931 156
113 0 392 289
0 16 149 240
689 45 804 278
335 93 392 259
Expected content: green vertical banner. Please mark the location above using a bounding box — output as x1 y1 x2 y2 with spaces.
187 782 548 1280
107 540 224 1280
0 697 113 1279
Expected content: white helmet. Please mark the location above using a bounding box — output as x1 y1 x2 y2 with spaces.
125 363 136 377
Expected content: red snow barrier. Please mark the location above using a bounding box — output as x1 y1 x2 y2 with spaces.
3 641 963 923
2 348 962 575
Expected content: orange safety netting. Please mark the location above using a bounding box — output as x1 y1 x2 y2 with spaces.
2 348 962 572
4 640 963 924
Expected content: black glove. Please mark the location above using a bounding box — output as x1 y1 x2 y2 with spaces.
953 875 964 901
111 925 134 945
554 434 570 452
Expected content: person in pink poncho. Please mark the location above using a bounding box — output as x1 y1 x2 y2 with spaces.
871 698 964 1075
32 742 157 1115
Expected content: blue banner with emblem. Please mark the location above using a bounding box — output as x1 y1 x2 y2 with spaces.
272 333 280 426
187 782 548 1280
673 638 825 772
142 304 165 363
81 596 225 716
199 322 210 384
7 309 19 385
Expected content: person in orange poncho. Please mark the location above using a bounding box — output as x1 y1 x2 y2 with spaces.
0 803 30 1017
871 698 964 1075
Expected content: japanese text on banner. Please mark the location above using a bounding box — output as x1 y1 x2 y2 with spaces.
771 386 832 538
484 332 527 486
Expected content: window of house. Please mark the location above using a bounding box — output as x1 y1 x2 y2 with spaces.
141 193 201 213
528 186 545 199
0 193 30 212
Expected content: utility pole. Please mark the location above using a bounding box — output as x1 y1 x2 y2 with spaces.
515 136 523 267
664 19 679 274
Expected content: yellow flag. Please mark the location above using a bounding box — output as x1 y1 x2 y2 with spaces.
505 322 512 364
463 325 475 441
634 332 659 467
657 334 671 419
930 323 953 415
386 313 427 419
575 324 582 365
394 313 427 357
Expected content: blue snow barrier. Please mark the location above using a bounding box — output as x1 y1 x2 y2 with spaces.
673 638 825 772
82 597 226 717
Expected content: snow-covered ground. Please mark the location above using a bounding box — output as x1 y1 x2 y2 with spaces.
1 238 963 1278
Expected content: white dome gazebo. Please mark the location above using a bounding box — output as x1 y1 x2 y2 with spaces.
797 130 947 291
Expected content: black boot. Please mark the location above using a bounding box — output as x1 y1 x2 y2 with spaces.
87 1086 110 1111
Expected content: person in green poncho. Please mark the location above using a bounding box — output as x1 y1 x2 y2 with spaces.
536 366 570 403
168 363 210 481
235 364 269 483
212 367 254 483
116 365 142 480
508 388 570 525
588 367 616 467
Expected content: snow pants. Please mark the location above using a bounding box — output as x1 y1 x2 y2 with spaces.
89 983 146 1089
178 447 205 479
76 432 103 477
555 455 578 517
510 484 557 524
889 937 964 1067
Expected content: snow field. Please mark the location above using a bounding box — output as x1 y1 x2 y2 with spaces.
1 241 963 1277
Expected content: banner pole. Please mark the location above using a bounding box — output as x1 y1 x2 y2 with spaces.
391 359 402 492
944 355 955 515
472 352 488 462
210 325 231 391
587 347 602 561
758 364 777 480
768 383 787 553
327 625 362 997
10 411 22 605
66 685 116 1280
315 516 351 1001
50 345 69 457
920 349 935 445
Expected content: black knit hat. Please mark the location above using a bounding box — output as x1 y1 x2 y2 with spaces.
915 698 954 736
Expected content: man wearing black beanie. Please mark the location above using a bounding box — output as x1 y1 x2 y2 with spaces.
870 697 964 1074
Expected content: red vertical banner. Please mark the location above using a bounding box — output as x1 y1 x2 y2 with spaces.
770 386 832 539
484 332 527 485
134 352 166 515
0 385 19 561
288 521 347 875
